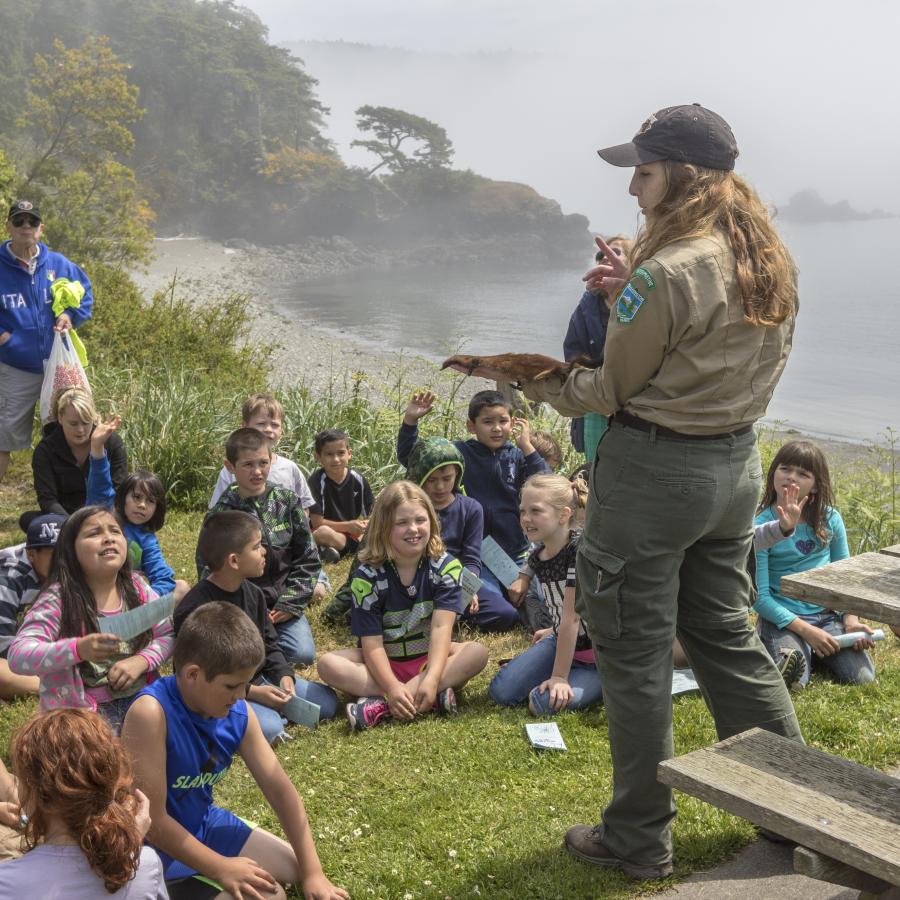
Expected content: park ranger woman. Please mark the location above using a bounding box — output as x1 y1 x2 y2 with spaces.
463 104 805 879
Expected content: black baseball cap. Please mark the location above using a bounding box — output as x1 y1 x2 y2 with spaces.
598 104 738 171
25 513 67 549
7 200 42 222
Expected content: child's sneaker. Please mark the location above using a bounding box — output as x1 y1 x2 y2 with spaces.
777 648 806 689
319 545 341 564
437 687 458 716
346 697 391 731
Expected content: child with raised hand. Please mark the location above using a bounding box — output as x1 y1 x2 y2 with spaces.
0 708 165 897
8 506 174 732
398 389 549 631
122 602 348 900
753 440 876 689
178 510 339 744
206 427 321 667
308 428 374 564
489 474 600 714
86 415 189 599
317 481 488 731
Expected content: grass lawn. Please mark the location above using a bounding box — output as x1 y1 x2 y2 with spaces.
1 451 898 899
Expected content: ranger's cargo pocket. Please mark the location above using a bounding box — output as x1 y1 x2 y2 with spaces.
575 546 626 640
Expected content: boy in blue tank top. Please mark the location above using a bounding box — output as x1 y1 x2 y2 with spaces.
122 602 347 900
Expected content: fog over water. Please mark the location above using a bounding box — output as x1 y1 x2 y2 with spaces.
240 0 900 229
242 1 899 440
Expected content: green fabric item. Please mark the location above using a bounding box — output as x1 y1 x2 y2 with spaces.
405 436 465 486
49 278 88 366
583 412 609 462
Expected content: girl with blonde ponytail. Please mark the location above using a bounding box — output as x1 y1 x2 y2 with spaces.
2 708 166 897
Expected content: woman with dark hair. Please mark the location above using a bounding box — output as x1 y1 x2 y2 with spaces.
0 708 167 897
459 104 803 879
8 506 173 732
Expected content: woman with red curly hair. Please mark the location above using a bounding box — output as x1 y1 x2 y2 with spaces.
0 708 167 897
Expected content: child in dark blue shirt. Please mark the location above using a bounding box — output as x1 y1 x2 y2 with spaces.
317 481 488 730
397 389 549 624
405 435 519 632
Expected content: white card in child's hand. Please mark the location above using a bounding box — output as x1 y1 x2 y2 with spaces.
99 593 176 641
281 695 320 728
460 568 482 606
481 536 521 588
525 722 567 751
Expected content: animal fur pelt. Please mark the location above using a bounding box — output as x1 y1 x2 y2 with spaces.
441 352 599 383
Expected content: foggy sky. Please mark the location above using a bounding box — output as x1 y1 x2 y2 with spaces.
239 0 900 232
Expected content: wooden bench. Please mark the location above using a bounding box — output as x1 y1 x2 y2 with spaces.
658 728 900 896
780 551 900 628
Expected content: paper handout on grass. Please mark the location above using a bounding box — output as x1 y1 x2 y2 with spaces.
526 722 567 752
99 593 176 641
481 536 521 588
671 668 700 696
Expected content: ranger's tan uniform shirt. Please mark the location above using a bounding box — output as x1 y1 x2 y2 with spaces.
523 231 796 434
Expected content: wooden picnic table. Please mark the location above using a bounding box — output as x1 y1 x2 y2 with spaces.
779 550 900 628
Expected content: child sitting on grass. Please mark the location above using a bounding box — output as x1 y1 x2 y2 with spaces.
205 427 322 667
209 393 315 512
0 512 65 701
398 389 550 631
2 708 164 897
317 481 488 731
178 510 338 744
9 506 174 732
86 415 189 599
753 440 876 689
405 436 485 625
489 474 599 715
122 602 348 900
209 393 327 604
308 428 374 564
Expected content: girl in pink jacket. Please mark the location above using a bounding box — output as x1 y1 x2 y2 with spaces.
9 505 173 732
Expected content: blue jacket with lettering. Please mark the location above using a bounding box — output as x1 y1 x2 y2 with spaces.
0 241 93 374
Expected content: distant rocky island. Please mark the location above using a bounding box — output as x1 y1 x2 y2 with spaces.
779 189 897 224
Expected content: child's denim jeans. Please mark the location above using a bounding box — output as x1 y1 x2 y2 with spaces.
757 611 875 688
488 632 603 713
274 612 315 666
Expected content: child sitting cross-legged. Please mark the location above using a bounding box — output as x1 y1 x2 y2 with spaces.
489 474 601 714
86 414 190 599
177 510 338 744
205 427 322 667
121 602 348 900
317 481 488 731
398 390 550 632
308 428 374 564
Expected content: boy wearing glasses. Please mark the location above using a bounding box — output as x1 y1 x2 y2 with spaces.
0 200 93 482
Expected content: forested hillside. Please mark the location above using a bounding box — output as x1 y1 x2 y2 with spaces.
0 0 587 250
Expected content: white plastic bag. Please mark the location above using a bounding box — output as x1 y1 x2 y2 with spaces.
40 331 91 424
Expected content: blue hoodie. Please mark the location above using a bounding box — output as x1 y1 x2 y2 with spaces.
0 241 93 373
398 422 549 558
563 289 610 452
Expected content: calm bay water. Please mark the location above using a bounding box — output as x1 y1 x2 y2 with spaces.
273 219 899 442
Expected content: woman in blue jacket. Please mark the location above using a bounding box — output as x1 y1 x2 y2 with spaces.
0 201 93 482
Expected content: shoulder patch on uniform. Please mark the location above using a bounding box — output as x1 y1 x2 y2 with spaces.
439 556 463 584
632 266 656 290
616 283 646 323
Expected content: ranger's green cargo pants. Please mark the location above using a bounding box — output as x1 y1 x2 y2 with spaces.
576 419 803 868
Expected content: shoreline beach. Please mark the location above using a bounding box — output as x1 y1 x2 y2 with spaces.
134 237 889 466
